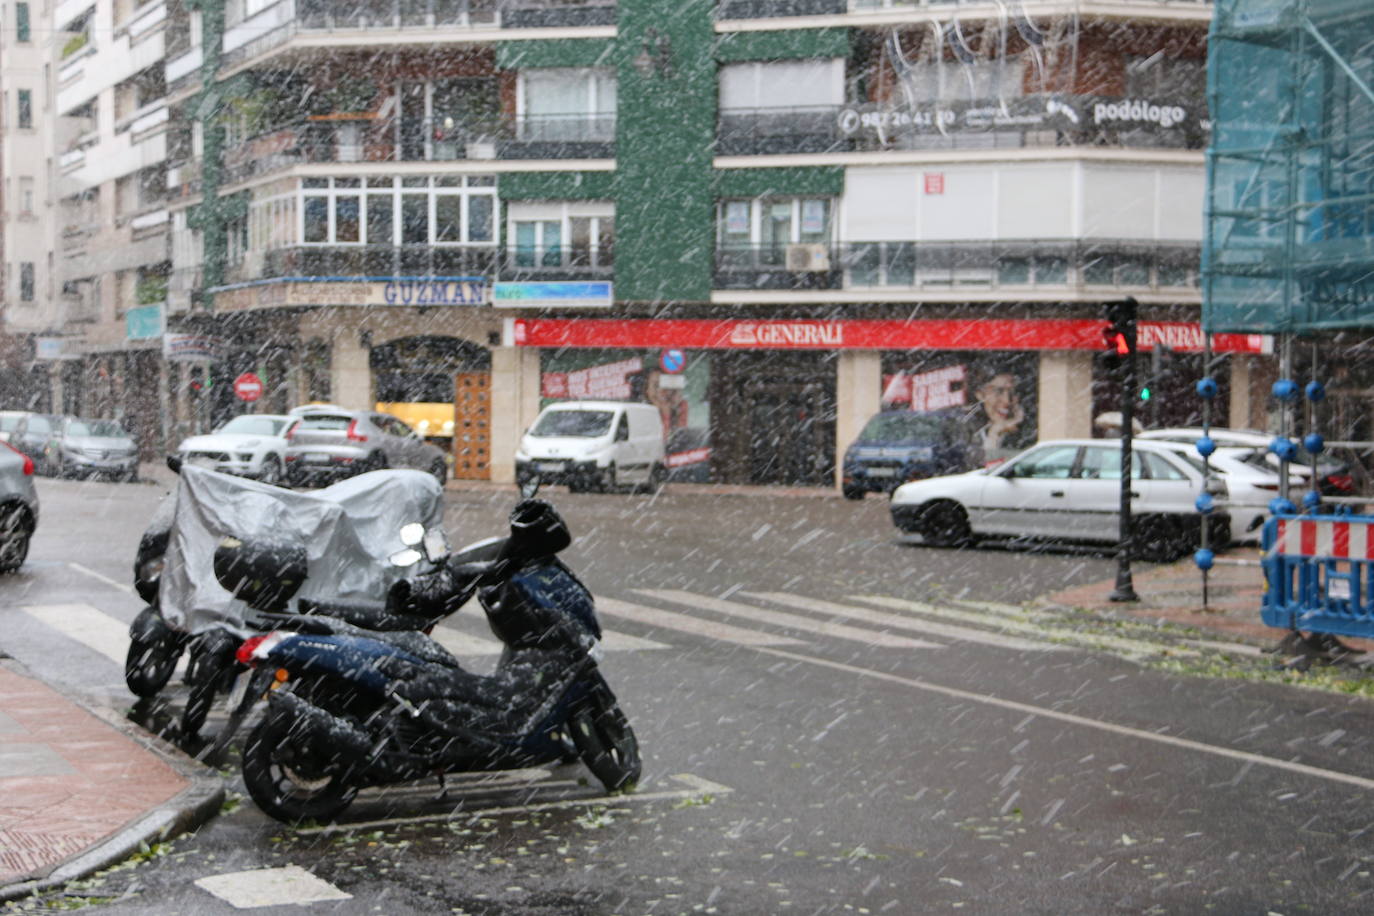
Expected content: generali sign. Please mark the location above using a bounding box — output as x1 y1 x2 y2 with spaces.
511 319 1269 354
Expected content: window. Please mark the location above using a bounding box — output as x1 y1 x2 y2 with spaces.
17 90 32 129
716 197 832 264
508 204 614 269
1006 445 1079 479
16 2 30 42
20 263 34 302
719 59 844 111
293 176 496 246
19 178 33 215
518 68 616 141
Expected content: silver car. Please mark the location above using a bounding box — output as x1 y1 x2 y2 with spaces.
285 406 448 486
0 439 39 572
48 417 141 481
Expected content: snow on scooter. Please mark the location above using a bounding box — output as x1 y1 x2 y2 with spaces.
232 492 641 823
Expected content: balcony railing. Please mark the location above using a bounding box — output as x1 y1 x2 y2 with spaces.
720 96 1209 156
500 0 617 29
714 240 1201 292
218 112 613 185
297 0 499 30
226 245 501 285
717 0 846 18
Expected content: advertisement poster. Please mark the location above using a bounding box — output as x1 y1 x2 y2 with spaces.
880 351 1038 465
540 350 714 480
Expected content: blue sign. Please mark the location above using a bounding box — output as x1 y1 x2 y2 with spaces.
492 281 612 309
125 304 164 341
659 349 686 374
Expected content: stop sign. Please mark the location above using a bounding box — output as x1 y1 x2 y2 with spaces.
233 372 264 402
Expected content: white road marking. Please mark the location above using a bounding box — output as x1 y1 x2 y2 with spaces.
636 589 944 650
427 621 669 657
757 646 1374 792
595 596 805 647
600 630 672 652
67 562 136 597
744 592 1066 653
20 603 130 665
195 865 351 908
296 773 734 835
850 595 1198 659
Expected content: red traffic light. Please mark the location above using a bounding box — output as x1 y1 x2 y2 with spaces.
1111 331 1130 356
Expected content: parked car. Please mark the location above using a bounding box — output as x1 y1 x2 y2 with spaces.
175 414 300 486
284 406 448 486
515 401 667 493
1139 427 1357 497
1152 443 1296 544
9 412 63 476
666 426 713 483
889 438 1231 561
841 408 975 499
47 416 140 481
0 410 28 444
0 439 38 572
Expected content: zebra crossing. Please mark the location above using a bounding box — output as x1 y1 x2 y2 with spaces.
5 582 1227 694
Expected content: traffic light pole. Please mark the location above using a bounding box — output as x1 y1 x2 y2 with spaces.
1107 299 1139 603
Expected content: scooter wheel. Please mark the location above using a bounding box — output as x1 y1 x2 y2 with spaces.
242 710 357 824
125 632 180 698
570 683 641 793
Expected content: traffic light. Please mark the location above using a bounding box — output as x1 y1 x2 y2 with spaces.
1102 297 1138 370
188 366 205 396
1139 384 1152 402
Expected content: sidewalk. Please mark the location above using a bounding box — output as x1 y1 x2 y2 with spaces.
0 659 223 902
1040 546 1374 656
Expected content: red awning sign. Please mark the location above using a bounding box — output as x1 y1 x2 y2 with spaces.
511 318 1269 354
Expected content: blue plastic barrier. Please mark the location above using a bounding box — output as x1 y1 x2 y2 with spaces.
1262 513 1374 639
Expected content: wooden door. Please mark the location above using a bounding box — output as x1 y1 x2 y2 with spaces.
452 372 491 479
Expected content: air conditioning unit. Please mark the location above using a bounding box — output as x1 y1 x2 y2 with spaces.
785 243 830 272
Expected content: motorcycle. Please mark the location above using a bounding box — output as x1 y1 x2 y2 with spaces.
124 458 454 746
232 494 641 824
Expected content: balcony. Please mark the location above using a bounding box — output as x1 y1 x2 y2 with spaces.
218 112 613 185
723 98 1209 157
500 0 616 29
297 0 499 29
717 0 846 18
714 240 1201 292
227 245 500 284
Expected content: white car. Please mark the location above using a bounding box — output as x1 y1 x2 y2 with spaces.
889 438 1231 562
1152 443 1296 544
176 414 299 486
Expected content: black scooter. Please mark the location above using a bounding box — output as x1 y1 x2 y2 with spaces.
232 496 641 823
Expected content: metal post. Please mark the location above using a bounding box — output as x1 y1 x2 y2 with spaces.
1110 301 1139 603
1200 334 1212 609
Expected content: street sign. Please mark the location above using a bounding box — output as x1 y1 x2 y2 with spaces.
233 372 264 402
659 349 686 374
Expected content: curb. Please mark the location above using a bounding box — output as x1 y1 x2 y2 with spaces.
0 665 226 903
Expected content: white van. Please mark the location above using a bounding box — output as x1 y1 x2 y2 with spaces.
516 401 667 493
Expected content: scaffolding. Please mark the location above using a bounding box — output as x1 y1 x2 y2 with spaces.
1204 0 1374 334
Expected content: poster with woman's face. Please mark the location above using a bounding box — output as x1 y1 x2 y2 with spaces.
881 351 1038 465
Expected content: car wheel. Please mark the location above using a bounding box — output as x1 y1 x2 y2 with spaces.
1135 515 1187 563
921 501 973 548
600 464 618 494
258 456 282 487
842 484 865 500
429 458 448 486
364 452 387 474
0 506 32 573
637 463 666 495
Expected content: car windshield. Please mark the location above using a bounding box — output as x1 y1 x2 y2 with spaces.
0 415 21 433
858 412 958 442
67 418 126 438
218 416 289 436
297 414 353 431
530 409 615 438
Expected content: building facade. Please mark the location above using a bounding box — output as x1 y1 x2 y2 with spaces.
18 0 1275 485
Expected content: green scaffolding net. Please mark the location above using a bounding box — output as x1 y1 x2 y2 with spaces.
1204 0 1374 333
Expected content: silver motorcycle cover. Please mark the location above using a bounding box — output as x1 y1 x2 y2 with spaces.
159 465 446 633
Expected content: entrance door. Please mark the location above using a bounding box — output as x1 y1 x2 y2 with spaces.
452 372 491 479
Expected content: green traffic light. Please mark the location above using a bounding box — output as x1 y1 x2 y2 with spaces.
1140 386 1152 401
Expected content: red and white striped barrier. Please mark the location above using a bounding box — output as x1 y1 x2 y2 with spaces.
1270 518 1374 559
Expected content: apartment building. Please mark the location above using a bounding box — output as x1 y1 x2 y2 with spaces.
29 0 1271 485
0 0 60 407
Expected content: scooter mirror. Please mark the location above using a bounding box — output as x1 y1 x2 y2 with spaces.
520 476 542 499
423 527 448 561
389 548 424 568
399 522 425 546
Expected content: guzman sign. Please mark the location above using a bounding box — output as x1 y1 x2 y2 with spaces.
213 279 489 311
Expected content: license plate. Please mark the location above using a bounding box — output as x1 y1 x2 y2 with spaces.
1330 578 1353 600
304 453 329 463
536 462 564 472
866 467 896 477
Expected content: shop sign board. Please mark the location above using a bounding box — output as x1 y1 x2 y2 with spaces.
35 337 80 360
124 304 164 341
512 318 1269 354
836 95 1206 142
212 279 489 311
492 281 613 309
163 333 224 361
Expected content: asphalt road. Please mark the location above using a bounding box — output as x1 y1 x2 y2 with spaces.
4 475 1374 914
